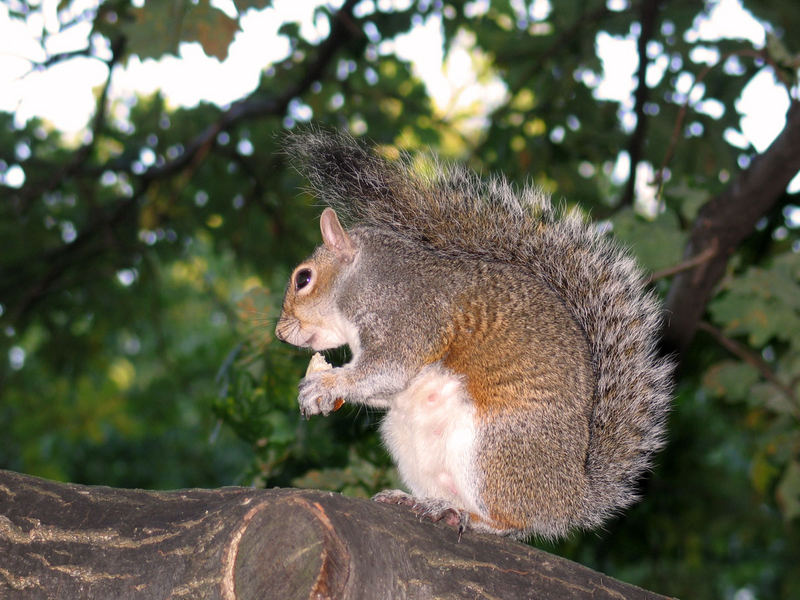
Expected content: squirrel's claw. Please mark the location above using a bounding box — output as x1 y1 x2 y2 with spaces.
373 489 470 540
298 372 340 417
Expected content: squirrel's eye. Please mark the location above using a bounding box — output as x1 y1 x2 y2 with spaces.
295 268 313 290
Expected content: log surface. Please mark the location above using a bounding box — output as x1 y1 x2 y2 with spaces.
0 470 672 599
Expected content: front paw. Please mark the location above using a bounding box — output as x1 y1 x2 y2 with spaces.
298 372 343 418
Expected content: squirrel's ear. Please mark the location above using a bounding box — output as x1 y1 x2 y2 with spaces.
320 208 356 261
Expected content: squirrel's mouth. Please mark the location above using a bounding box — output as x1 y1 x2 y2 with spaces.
275 317 314 349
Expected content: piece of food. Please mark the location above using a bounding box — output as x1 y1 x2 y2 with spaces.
305 352 333 375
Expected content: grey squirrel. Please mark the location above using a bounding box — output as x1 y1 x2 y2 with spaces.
275 130 673 540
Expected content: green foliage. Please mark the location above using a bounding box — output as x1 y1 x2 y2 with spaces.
1 0 800 598
704 251 800 561
711 253 800 348
113 1 239 61
611 207 686 272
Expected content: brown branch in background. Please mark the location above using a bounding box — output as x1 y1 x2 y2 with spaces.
662 99 800 356
13 35 126 213
2 0 362 328
647 242 717 283
653 48 788 197
620 0 662 207
5 189 143 326
7 6 100 76
70 36 126 165
141 0 362 184
697 321 799 418
35 47 97 70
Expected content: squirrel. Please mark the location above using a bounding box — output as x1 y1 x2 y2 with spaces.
275 130 673 540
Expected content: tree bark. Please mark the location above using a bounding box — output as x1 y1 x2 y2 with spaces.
0 470 672 599
663 99 800 355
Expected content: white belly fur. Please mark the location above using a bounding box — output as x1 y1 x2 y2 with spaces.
379 363 482 515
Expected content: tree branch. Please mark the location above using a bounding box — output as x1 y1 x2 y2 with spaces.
0 470 673 600
9 34 126 217
662 99 800 355
1 0 362 328
647 242 717 283
653 47 786 195
140 0 362 184
620 0 662 207
697 321 799 418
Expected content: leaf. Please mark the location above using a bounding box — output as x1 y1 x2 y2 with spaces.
776 460 800 521
233 0 272 12
120 0 239 61
702 360 760 403
265 411 294 445
766 31 800 76
181 0 241 61
751 381 800 418
709 252 800 348
664 178 711 222
610 207 686 272
291 452 383 498
750 451 780 495
237 285 273 343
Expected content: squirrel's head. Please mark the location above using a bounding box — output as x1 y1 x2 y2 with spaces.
275 208 359 352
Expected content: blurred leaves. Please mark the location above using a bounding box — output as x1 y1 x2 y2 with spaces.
777 460 800 520
703 360 761 403
611 207 686 272
292 449 401 498
98 0 240 61
710 253 800 348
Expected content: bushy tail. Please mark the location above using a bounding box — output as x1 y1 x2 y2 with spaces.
285 130 674 525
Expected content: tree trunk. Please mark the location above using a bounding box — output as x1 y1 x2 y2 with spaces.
0 470 672 599
663 99 800 355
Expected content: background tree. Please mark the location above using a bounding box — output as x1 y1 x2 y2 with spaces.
1 0 799 598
